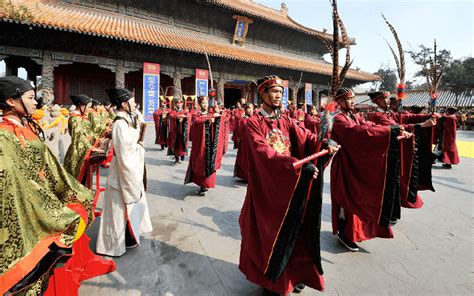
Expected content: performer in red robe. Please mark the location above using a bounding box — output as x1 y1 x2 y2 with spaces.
152 100 169 150
435 107 460 168
233 103 254 181
185 96 224 196
304 105 321 134
167 98 191 164
330 88 420 252
239 76 338 296
366 91 438 209
292 103 306 122
214 103 230 155
230 99 245 133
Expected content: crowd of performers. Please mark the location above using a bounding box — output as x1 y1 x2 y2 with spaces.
151 75 459 295
0 76 151 294
0 73 461 295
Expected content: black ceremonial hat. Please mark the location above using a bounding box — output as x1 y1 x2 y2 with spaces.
105 88 132 106
70 94 92 106
0 76 34 102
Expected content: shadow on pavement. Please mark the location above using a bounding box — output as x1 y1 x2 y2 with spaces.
81 238 245 295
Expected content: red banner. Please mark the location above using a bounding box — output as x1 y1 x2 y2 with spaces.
143 62 160 75
196 69 209 80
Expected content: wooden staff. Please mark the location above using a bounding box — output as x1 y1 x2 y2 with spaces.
293 145 341 169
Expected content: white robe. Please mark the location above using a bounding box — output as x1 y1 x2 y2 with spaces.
96 111 152 257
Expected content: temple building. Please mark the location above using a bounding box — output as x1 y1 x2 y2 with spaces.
0 0 377 111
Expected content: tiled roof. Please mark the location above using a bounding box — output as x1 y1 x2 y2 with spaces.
205 0 339 42
0 0 376 82
354 90 474 107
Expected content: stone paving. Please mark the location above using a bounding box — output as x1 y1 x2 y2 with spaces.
78 128 473 296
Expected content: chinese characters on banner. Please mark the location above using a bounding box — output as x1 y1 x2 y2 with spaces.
195 68 209 98
281 80 289 109
305 83 313 106
236 21 245 38
143 62 160 122
232 15 253 46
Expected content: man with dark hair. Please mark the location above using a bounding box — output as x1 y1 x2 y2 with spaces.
239 75 338 295
233 103 254 181
304 105 321 134
96 87 152 257
366 91 439 209
435 107 460 169
168 97 191 165
153 99 169 150
63 94 97 182
330 88 437 252
0 76 93 294
185 96 224 196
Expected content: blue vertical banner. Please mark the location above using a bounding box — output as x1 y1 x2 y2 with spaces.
305 83 313 106
236 21 245 38
281 80 289 109
143 62 160 122
195 69 209 97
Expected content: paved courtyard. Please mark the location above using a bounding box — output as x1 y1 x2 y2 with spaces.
79 129 473 296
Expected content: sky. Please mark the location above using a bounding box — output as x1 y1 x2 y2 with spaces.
258 0 473 86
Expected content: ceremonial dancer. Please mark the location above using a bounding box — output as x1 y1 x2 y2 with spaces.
239 75 338 296
367 91 438 211
96 87 152 257
168 97 191 165
63 94 96 182
304 105 321 134
153 99 169 150
0 77 93 295
185 96 224 196
435 107 459 168
233 103 254 181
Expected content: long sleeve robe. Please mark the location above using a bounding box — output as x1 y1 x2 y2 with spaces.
184 113 224 189
167 110 191 158
239 112 330 294
0 118 93 295
233 116 251 181
96 112 152 257
152 108 169 146
330 112 401 243
63 113 96 180
366 110 435 209
436 115 459 165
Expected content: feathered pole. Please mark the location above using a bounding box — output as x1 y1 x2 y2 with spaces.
295 0 349 169
425 39 445 145
319 0 351 143
205 51 217 107
427 39 444 113
382 13 407 175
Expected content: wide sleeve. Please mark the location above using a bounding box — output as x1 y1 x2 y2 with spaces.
112 120 145 204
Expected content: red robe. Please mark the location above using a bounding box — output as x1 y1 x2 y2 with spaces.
230 108 244 133
436 115 459 165
330 112 401 242
152 108 169 146
291 109 306 122
239 113 328 294
366 111 432 209
221 111 230 155
167 110 191 157
304 114 321 134
185 113 224 188
233 116 250 181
